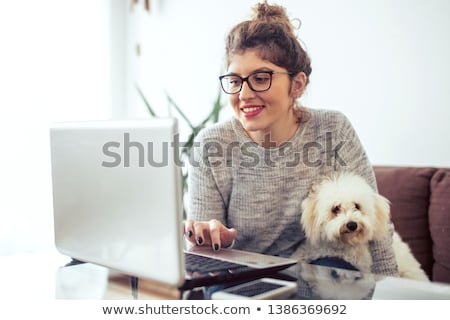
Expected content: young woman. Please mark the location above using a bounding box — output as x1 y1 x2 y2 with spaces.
184 1 398 277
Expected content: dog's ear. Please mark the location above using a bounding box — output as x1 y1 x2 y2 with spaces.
301 193 320 243
372 193 391 239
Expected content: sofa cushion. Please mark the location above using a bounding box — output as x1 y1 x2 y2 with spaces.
429 169 450 283
373 166 436 279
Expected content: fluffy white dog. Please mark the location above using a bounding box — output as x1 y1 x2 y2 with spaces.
293 172 429 282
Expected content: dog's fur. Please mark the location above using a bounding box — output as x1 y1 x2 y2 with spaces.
292 172 429 282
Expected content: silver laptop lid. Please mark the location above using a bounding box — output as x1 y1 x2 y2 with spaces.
50 118 185 286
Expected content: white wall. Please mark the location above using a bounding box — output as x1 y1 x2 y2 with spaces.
0 0 114 254
126 0 450 167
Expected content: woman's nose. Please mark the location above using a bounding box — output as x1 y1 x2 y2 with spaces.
239 81 256 100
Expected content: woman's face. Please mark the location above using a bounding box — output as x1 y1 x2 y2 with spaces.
226 49 302 142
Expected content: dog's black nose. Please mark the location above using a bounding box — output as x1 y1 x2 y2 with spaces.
346 221 358 231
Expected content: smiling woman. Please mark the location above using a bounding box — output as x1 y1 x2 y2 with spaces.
184 2 399 287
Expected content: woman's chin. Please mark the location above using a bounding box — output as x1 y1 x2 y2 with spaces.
241 122 263 134
238 116 262 131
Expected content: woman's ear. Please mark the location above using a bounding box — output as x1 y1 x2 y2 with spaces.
290 72 307 98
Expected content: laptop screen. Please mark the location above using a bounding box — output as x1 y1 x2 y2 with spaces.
50 118 185 286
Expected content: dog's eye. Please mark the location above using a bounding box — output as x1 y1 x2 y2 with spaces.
354 203 360 210
332 205 340 214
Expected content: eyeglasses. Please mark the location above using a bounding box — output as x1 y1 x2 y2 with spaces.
219 71 292 94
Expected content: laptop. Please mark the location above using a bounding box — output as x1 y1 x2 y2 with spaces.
49 118 297 290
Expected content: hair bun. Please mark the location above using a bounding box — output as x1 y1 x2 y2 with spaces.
252 2 285 21
251 1 294 33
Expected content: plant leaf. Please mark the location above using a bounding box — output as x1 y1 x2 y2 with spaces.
201 87 223 126
165 91 195 129
135 83 158 117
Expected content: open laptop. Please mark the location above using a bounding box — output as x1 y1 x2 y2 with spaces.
50 118 297 290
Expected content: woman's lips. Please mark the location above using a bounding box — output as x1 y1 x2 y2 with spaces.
240 105 264 117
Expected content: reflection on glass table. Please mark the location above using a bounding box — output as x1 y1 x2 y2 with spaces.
55 258 450 300
283 262 450 300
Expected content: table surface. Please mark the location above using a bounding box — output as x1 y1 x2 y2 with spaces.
1 250 450 300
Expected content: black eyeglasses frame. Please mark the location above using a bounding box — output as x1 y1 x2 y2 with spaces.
218 70 292 94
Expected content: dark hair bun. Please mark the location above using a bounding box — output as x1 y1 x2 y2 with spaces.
251 1 294 34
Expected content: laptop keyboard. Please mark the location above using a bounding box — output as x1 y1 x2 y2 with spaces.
184 252 246 273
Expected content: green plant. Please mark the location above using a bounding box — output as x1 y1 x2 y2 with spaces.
135 84 224 205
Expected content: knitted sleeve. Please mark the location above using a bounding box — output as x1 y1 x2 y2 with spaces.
186 126 228 224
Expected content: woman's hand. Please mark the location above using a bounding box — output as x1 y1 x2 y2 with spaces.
183 219 238 251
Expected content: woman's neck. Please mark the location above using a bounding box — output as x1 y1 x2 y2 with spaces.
248 112 300 148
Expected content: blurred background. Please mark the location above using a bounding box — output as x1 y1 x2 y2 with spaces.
1 0 449 255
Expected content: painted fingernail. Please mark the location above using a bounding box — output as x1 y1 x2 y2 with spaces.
197 237 203 244
187 230 193 238
214 244 219 251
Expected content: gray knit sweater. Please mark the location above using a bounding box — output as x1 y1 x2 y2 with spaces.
187 107 398 276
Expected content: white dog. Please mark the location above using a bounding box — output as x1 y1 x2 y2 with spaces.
293 172 429 282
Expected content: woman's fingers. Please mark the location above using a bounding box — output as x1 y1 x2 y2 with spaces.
193 221 209 245
184 219 238 250
183 220 196 244
221 227 238 248
209 219 222 251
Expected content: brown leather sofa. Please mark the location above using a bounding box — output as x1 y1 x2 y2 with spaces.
374 166 450 284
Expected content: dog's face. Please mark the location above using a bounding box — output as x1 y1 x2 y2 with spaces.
301 172 390 245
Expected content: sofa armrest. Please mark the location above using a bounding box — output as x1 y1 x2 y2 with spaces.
429 169 450 283
373 166 436 279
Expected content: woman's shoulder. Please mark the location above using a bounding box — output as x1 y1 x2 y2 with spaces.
301 107 354 134
303 107 349 124
297 107 355 144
